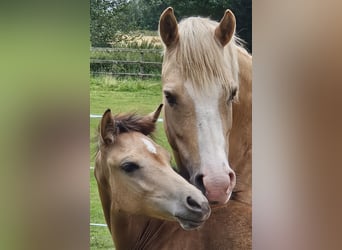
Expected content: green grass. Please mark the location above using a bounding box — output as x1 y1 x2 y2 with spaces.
90 76 172 249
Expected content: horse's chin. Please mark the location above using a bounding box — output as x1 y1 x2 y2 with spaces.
208 190 233 206
176 216 205 231
224 191 233 203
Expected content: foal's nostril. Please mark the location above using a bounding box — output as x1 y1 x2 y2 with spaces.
194 174 206 194
186 196 202 210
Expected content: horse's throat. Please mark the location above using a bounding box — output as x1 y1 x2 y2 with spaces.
228 48 252 205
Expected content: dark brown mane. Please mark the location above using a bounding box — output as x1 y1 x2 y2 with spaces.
95 105 163 157
113 113 156 136
95 111 158 156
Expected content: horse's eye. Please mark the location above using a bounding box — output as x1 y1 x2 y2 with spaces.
121 162 140 173
164 91 177 107
228 87 238 103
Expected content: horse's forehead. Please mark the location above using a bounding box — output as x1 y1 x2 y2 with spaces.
161 59 182 84
162 16 239 92
185 79 223 98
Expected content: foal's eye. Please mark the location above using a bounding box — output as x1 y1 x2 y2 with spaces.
121 162 140 173
164 91 177 107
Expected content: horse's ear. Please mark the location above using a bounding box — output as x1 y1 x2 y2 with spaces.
159 7 179 47
215 9 236 47
147 104 163 123
100 109 116 145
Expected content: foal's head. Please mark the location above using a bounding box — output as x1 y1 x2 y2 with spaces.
95 105 210 230
159 8 239 205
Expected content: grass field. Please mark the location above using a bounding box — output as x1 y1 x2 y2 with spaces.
90 76 172 249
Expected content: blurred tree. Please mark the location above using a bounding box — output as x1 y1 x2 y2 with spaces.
90 0 252 51
129 0 168 30
90 0 138 46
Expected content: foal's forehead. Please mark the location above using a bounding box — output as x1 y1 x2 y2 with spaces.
113 133 171 167
117 132 161 156
140 137 157 154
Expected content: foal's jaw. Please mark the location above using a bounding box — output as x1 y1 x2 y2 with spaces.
142 167 211 230
173 194 211 230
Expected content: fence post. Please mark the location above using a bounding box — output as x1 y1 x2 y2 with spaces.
139 51 144 79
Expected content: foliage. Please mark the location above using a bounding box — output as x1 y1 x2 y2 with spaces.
90 0 252 51
90 0 138 46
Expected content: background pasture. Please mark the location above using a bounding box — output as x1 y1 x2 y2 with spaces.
90 37 163 78
90 76 172 249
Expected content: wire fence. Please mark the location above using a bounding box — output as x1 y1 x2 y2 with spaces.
90 47 163 78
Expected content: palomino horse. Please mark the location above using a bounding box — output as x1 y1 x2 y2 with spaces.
95 105 251 249
159 7 252 248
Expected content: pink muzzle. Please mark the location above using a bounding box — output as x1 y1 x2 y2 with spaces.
202 171 236 204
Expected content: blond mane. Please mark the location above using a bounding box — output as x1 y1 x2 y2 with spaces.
163 16 240 92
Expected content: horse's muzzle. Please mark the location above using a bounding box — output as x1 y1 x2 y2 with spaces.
194 171 236 205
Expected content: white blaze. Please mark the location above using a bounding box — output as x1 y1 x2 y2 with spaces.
184 80 230 173
141 138 157 154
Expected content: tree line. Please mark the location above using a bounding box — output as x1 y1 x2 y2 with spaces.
90 0 252 52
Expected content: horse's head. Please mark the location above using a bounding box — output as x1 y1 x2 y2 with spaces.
159 8 239 205
95 105 210 230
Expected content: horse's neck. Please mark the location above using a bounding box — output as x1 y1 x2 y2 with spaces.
229 47 252 205
111 210 179 250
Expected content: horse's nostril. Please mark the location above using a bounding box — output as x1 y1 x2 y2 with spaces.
228 171 236 188
194 174 205 194
186 196 202 210
229 172 235 181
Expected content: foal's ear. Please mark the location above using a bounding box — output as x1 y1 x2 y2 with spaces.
100 109 116 145
147 104 163 123
159 7 179 47
215 9 236 47
139 104 163 136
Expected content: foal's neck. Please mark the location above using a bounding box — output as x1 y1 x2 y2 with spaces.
111 210 179 250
